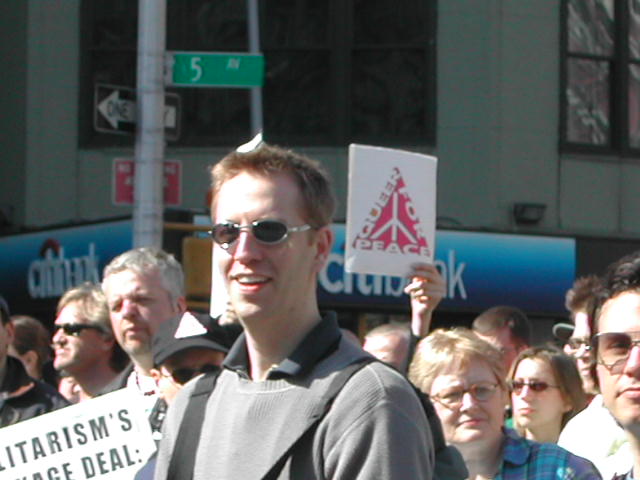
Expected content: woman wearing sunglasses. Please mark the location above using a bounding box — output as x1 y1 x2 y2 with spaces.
508 346 587 443
409 328 600 479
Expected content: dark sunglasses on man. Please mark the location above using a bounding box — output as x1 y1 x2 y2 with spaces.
209 219 311 250
54 323 106 337
164 364 220 385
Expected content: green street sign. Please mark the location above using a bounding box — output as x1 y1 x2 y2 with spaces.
166 51 265 88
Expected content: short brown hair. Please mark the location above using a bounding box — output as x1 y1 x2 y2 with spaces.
210 144 336 228
408 327 506 395
508 346 587 431
10 315 52 364
565 275 601 316
472 306 531 348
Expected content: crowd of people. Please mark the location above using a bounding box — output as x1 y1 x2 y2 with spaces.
2 143 640 479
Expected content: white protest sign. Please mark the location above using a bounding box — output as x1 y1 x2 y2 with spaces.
345 144 437 277
0 389 156 479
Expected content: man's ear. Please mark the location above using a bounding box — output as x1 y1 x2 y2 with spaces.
313 226 334 273
175 296 187 315
4 321 14 344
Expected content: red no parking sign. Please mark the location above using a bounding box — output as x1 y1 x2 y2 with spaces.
113 158 181 206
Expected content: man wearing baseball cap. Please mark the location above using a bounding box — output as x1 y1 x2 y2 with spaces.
135 311 231 480
150 311 230 405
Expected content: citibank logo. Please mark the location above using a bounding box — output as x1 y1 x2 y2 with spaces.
27 240 100 299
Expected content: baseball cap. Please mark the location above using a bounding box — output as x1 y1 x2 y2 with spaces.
552 322 574 343
152 311 231 366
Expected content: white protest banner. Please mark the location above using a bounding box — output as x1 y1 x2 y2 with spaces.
345 144 437 277
0 389 156 479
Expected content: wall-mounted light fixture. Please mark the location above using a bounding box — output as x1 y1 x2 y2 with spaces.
512 202 546 225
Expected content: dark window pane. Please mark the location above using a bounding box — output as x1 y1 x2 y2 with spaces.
90 51 136 87
167 0 247 51
262 0 329 48
81 0 435 148
263 51 332 142
351 50 427 138
568 0 614 56
91 0 137 48
630 0 640 60
353 0 428 44
630 63 640 147
566 58 610 145
178 89 250 145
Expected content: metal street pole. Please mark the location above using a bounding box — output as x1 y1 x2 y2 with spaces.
247 0 263 137
133 0 166 248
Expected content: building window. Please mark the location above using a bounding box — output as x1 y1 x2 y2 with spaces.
561 0 640 154
79 0 436 148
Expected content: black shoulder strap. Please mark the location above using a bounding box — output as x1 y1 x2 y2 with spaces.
166 370 221 480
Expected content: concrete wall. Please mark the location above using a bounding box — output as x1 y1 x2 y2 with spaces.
0 1 28 227
23 0 80 226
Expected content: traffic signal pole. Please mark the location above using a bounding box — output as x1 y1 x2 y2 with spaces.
133 0 166 248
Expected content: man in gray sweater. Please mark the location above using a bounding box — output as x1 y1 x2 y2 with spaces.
154 144 434 479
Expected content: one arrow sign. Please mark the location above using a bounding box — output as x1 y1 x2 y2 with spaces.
94 83 181 141
98 90 135 129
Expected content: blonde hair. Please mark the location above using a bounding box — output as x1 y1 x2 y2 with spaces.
409 327 506 394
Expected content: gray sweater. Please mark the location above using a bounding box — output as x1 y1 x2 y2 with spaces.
155 315 434 479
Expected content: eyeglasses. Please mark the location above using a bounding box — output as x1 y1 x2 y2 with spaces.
592 331 640 371
209 220 311 250
164 364 220 385
54 323 105 337
508 380 559 395
432 381 499 408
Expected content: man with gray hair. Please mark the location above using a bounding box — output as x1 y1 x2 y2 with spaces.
100 247 186 401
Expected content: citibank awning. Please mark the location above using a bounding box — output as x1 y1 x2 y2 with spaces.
318 225 575 315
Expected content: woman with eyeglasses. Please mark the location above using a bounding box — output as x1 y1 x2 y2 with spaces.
508 346 587 443
409 328 601 479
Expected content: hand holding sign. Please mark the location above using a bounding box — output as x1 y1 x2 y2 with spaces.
405 263 446 337
345 144 438 277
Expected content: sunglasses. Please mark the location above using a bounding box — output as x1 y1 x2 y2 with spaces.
166 364 220 385
209 220 311 249
508 380 559 395
592 331 640 370
432 381 499 408
54 323 105 337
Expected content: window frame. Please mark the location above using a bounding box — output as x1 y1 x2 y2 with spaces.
78 0 437 148
560 0 640 156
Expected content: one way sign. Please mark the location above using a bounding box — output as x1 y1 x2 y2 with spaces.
94 83 181 141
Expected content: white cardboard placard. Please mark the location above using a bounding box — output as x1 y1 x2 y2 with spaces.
0 389 156 479
345 144 437 277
